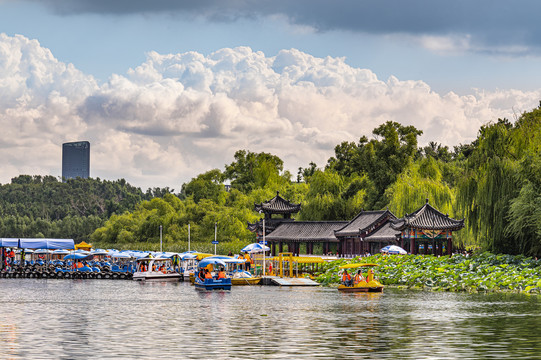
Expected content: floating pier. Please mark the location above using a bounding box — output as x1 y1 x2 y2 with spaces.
262 275 319 286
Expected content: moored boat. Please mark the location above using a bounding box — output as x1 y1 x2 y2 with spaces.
133 257 182 282
337 263 384 293
194 257 232 290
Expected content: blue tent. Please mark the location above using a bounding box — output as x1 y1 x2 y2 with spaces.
18 238 75 250
0 238 19 248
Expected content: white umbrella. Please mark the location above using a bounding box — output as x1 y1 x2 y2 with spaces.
380 245 407 255
241 243 270 253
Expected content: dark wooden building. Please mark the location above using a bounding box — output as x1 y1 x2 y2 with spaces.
265 221 348 256
391 200 465 256
334 210 399 257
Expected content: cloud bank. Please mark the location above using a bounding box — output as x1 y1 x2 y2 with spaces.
1 33 540 189
23 0 541 56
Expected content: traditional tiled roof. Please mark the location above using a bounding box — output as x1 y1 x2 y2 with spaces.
364 222 401 243
254 191 301 214
247 218 294 233
265 221 348 243
391 200 465 231
335 209 396 237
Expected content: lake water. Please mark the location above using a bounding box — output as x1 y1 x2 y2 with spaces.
0 279 539 359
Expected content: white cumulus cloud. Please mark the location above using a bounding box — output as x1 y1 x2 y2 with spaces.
1 33 540 189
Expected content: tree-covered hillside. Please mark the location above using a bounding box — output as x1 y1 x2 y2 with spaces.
0 176 164 242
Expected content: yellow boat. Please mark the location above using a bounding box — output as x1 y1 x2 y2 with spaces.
337 263 384 293
231 277 261 285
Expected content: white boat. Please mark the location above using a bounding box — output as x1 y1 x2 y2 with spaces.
133 257 181 282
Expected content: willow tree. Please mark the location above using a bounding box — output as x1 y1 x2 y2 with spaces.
385 159 464 245
456 116 534 254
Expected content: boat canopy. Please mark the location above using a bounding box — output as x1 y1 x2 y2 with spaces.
0 238 75 249
198 258 227 268
63 253 93 260
339 263 380 269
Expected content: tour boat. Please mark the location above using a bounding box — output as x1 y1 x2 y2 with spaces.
337 263 384 293
133 257 182 282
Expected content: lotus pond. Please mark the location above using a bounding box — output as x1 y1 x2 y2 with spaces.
316 252 541 294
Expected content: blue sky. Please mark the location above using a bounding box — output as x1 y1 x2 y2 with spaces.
1 0 541 189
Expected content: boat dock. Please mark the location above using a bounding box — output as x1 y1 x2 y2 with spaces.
262 276 320 286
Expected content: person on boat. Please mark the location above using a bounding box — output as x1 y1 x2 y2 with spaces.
217 268 227 279
204 269 213 280
227 251 233 257
366 269 375 283
198 268 205 281
354 270 365 285
342 270 352 287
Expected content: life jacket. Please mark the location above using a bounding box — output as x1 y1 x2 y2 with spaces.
218 271 226 279
342 272 351 281
205 272 213 279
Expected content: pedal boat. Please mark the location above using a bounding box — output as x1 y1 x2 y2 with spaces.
194 257 232 291
337 263 384 293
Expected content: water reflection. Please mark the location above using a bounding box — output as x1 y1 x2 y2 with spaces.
0 279 539 359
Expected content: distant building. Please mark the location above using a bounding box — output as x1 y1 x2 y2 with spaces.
62 141 90 180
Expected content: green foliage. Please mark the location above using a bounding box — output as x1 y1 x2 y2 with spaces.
0 176 153 242
315 253 541 294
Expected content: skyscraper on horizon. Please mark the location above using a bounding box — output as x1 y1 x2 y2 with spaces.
62 141 90 180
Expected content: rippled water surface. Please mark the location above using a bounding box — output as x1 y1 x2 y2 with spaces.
1 279 540 359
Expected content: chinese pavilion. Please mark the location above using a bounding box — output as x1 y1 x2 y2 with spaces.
247 191 301 242
391 200 465 255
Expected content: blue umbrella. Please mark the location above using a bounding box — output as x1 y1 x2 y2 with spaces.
241 243 270 253
380 245 407 255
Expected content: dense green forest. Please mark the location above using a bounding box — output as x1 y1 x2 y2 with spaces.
2 104 541 256
0 176 169 243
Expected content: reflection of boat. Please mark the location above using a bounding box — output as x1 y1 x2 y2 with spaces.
194 257 232 291
133 258 182 282
337 263 384 293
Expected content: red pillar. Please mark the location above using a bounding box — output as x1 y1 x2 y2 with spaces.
410 238 416 255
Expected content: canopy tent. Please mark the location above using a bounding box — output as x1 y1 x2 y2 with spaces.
0 238 20 248
74 241 92 251
14 238 75 250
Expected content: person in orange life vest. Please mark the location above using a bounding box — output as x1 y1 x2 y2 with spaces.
244 252 251 271
198 268 205 281
354 270 365 285
268 262 273 275
342 270 352 286
217 268 226 279
204 269 213 279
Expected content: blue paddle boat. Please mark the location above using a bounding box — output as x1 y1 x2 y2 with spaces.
194 257 231 290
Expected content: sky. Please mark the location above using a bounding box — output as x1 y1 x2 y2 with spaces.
1 0 541 190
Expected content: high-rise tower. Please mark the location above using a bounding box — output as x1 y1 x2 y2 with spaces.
62 141 90 180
